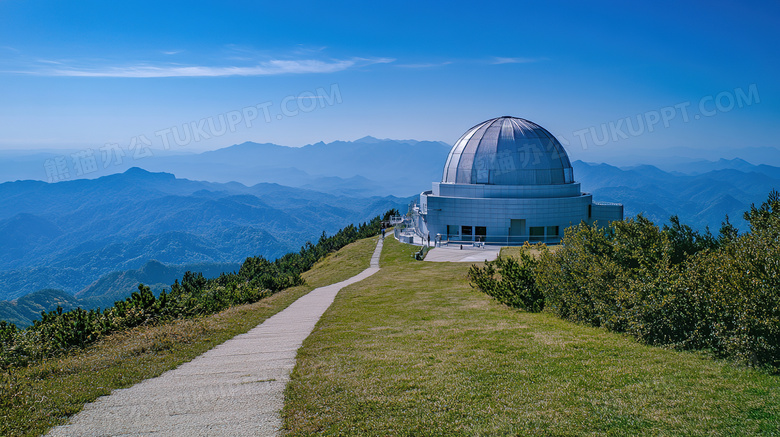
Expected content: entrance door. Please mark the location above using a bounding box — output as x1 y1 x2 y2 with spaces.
447 225 458 240
509 219 525 244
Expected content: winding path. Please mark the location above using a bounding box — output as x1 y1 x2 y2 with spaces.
48 238 384 437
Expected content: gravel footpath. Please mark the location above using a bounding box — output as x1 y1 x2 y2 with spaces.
48 238 384 436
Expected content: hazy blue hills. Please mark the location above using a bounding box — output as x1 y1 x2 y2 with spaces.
74 260 240 311
135 137 452 196
2 138 777 228
0 260 240 327
0 289 80 327
572 146 780 169
573 159 780 231
0 167 407 302
0 137 452 197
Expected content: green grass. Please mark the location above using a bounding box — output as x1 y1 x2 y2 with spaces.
302 237 380 288
1 237 380 437
283 236 780 436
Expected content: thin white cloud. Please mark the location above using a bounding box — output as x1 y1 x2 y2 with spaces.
35 57 394 78
491 57 545 64
161 50 183 55
292 45 329 56
395 61 452 68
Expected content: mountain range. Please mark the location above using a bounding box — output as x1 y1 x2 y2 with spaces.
0 137 452 197
0 167 407 303
573 159 779 231
2 137 779 327
0 260 239 327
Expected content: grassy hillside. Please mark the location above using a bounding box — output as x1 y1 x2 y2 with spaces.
283 237 780 435
0 237 381 437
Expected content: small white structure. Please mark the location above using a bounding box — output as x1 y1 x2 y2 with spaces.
419 116 622 245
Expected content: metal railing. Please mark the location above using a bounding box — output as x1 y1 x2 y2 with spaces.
388 215 404 225
392 231 561 247
436 234 561 246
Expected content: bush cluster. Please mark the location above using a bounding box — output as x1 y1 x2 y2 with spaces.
469 191 780 371
467 248 543 312
0 216 384 369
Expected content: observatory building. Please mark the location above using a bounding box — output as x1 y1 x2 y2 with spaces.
418 116 623 244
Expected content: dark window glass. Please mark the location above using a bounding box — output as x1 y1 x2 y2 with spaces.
475 226 486 242
530 226 544 242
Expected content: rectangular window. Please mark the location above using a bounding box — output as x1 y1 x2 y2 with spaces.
447 225 457 239
546 226 559 237
529 226 545 242
461 226 473 237
475 226 487 242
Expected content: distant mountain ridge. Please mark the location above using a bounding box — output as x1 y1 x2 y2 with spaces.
0 260 240 327
150 137 451 196
573 160 780 231
0 167 407 301
76 260 241 309
0 289 80 328
0 137 452 197
2 136 778 202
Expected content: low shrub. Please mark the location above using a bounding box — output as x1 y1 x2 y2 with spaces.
470 191 780 371
468 245 544 312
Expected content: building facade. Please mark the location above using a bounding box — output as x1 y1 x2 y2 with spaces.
419 116 623 244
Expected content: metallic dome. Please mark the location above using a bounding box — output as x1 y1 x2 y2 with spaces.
442 116 574 185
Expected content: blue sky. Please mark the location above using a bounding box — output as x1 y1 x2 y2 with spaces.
0 0 777 162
